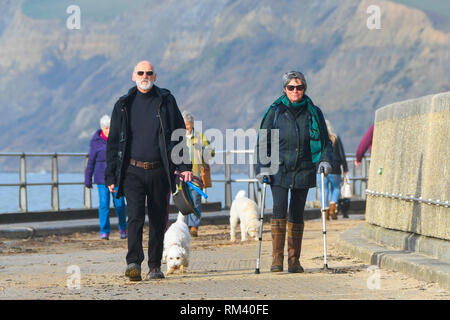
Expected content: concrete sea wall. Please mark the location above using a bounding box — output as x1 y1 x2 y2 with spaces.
366 91 449 240
337 92 450 289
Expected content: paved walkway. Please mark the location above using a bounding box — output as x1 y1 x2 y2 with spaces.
0 212 448 300
0 210 254 238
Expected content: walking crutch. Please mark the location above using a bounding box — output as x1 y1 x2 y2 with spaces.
255 177 268 274
320 168 331 271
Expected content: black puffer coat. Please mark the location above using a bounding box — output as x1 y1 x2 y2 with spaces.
256 98 333 189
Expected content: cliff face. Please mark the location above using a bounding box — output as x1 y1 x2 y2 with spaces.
0 0 448 155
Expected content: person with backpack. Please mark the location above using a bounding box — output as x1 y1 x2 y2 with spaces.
256 71 333 273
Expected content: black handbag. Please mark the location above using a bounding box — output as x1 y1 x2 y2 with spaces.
172 178 201 218
156 106 201 219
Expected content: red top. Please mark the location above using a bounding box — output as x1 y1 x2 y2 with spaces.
356 124 374 162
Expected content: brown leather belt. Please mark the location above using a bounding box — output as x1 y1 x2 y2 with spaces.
129 159 161 170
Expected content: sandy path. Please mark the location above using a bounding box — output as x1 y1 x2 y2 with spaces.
0 217 448 299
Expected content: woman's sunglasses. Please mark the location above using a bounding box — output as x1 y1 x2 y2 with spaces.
286 85 305 91
136 71 154 76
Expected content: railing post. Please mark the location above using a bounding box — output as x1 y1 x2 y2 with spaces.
352 158 357 196
248 153 256 203
361 157 368 199
83 155 92 208
51 154 60 211
19 153 27 212
224 151 232 209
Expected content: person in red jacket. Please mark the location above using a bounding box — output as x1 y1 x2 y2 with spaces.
355 124 374 167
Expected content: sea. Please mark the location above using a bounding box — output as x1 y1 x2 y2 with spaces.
0 172 318 214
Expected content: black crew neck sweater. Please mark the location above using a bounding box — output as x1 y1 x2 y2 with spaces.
128 87 162 162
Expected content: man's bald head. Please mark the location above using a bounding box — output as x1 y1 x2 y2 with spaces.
133 61 153 73
132 60 157 93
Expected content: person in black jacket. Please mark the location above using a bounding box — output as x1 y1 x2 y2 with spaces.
105 60 192 281
316 120 349 220
256 71 333 273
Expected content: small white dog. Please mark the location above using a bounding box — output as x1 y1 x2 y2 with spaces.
230 190 260 242
162 212 191 275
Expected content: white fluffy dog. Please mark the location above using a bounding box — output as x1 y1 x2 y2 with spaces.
162 212 191 275
230 190 260 242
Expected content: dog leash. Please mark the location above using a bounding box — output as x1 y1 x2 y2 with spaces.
174 171 208 199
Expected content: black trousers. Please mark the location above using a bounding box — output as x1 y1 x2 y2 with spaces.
123 165 170 269
270 185 309 223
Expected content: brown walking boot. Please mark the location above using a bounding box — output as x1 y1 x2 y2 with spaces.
270 219 286 272
325 208 330 221
189 226 198 237
330 202 338 220
287 222 305 273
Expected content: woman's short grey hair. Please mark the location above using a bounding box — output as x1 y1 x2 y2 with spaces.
100 114 111 129
182 110 194 123
282 71 307 91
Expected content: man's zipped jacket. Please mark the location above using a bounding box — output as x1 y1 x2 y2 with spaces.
105 85 191 197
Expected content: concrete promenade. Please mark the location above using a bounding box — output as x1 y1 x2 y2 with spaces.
0 208 448 300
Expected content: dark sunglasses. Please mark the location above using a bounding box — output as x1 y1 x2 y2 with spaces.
136 71 154 76
286 85 305 91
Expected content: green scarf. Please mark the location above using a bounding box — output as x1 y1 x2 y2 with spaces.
277 94 323 163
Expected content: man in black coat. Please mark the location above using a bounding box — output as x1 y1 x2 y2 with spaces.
105 60 192 281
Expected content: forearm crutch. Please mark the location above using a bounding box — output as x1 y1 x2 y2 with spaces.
255 180 267 274
320 169 330 271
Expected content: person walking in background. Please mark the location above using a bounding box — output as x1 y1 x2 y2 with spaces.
105 60 192 281
85 115 127 240
316 119 349 220
355 124 374 167
256 71 333 273
182 111 215 237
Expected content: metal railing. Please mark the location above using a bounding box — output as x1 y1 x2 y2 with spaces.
210 149 260 209
0 151 370 213
213 150 370 209
365 190 449 207
347 153 370 199
0 152 90 212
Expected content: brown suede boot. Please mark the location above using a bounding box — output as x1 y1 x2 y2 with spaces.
189 226 198 237
270 219 286 272
325 208 330 221
287 222 305 273
330 202 337 220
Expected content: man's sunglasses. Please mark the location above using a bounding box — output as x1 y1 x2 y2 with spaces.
286 85 305 91
136 71 154 76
